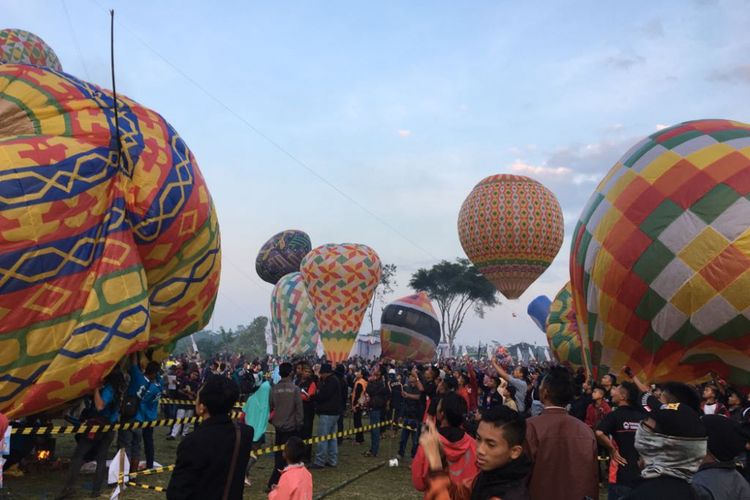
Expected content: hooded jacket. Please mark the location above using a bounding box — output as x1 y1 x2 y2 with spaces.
412 427 478 493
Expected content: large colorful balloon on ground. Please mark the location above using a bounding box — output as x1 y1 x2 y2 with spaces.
271 272 320 356
458 174 564 300
255 230 312 284
546 283 583 370
0 38 220 417
380 292 441 362
571 119 750 387
0 28 62 70
527 295 552 332
301 244 381 362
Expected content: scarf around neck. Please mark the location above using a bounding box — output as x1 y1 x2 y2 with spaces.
634 423 707 482
470 454 531 500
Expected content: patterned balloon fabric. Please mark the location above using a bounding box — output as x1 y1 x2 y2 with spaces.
380 292 441 362
545 283 583 370
0 28 62 71
571 119 750 387
0 62 220 417
301 244 381 363
255 230 312 284
271 272 320 356
458 174 564 300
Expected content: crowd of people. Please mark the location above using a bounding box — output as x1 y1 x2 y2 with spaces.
2 349 750 500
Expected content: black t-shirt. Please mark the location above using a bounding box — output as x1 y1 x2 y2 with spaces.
597 405 647 486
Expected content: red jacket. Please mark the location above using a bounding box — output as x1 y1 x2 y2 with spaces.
412 428 478 494
268 464 312 500
585 400 611 429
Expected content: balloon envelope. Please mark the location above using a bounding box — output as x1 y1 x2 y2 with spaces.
527 295 552 332
546 283 583 370
271 272 320 356
380 292 440 362
301 243 381 363
0 63 220 417
0 28 62 70
458 174 564 300
256 230 312 284
571 119 750 387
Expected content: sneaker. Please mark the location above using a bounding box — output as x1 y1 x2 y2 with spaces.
166 436 176 441
54 488 76 500
363 451 376 457
324 463 337 468
309 463 326 470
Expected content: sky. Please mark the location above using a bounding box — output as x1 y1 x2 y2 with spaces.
6 0 750 347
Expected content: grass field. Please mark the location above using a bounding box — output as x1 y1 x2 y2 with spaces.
2 417 421 499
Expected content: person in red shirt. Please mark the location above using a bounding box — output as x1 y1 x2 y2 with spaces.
585 384 612 430
412 392 478 494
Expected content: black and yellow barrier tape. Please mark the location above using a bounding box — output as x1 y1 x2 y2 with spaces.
11 411 241 435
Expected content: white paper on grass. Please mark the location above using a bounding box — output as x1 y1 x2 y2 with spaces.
107 449 130 486
110 484 121 500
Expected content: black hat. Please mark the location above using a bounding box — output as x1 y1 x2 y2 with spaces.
335 364 346 375
646 396 706 438
703 415 749 462
320 363 333 374
442 375 458 391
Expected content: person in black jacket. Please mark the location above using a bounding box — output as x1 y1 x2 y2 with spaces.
310 364 342 468
364 366 390 457
167 376 254 500
334 364 347 445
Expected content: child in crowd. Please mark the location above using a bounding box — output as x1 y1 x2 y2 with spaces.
268 436 313 500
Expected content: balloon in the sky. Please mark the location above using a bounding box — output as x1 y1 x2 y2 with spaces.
571 119 750 387
0 28 62 70
301 243 381 362
255 230 312 285
271 272 320 356
458 174 564 300
527 295 552 332
546 283 583 370
0 59 220 417
380 292 440 362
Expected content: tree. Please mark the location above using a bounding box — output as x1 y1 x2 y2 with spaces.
231 316 269 360
366 263 397 333
409 258 499 350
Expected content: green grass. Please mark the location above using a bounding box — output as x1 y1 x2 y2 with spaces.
3 418 420 499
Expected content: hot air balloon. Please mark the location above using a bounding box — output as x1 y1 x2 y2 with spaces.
458 174 564 300
0 38 220 417
271 272 320 356
380 292 440 362
546 283 583 370
571 119 750 387
0 28 62 70
255 230 312 284
527 295 552 332
301 244 381 362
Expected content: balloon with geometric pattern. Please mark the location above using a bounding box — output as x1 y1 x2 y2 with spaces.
545 282 583 370
0 61 220 417
380 292 440 362
527 295 552 332
271 272 320 356
458 174 564 300
0 28 62 71
300 243 381 363
571 119 750 388
255 230 312 285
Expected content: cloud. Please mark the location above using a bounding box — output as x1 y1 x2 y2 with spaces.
708 64 750 85
510 160 571 177
640 19 664 39
397 129 412 137
605 55 646 70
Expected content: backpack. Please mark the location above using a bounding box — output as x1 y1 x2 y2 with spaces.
121 395 139 420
